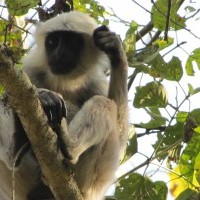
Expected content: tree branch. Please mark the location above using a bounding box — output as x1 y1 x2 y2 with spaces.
136 21 154 42
0 45 82 200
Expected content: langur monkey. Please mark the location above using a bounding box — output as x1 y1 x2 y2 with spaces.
0 11 128 200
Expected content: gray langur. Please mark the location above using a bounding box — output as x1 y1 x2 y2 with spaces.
0 11 128 200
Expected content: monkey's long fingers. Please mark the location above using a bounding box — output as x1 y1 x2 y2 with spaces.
38 89 67 128
93 26 122 66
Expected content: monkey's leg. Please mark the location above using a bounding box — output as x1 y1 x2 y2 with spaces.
59 95 118 164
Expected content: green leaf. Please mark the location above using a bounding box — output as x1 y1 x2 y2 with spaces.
123 21 137 63
154 181 168 200
185 6 196 13
188 109 200 126
186 48 200 76
163 123 184 145
188 83 194 94
122 125 137 163
115 173 167 200
176 111 188 123
188 83 200 95
176 188 198 200
153 122 184 160
179 133 200 182
151 0 185 31
166 56 183 81
6 0 39 16
140 118 165 129
149 55 183 81
0 20 23 45
185 57 194 76
133 81 168 108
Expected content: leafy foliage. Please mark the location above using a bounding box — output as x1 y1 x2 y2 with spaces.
116 173 168 200
123 22 137 62
73 0 107 24
151 0 185 31
179 132 200 182
6 0 39 16
134 81 168 108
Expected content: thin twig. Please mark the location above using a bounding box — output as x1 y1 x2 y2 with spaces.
136 21 154 42
132 0 152 15
164 0 171 41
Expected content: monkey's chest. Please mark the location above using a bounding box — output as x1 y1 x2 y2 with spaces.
64 100 79 123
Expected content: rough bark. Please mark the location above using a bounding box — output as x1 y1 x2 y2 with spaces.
0 45 83 200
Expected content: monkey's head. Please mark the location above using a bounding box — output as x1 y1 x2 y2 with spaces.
23 11 109 83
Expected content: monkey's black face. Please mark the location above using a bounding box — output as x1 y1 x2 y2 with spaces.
45 31 85 75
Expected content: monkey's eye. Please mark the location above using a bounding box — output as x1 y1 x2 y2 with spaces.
45 34 59 49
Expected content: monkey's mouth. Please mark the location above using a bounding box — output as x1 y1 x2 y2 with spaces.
48 61 76 75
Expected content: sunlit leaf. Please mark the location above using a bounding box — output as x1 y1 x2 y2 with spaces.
133 81 168 108
169 166 200 198
186 48 200 76
188 83 200 95
176 112 188 123
188 83 194 94
185 57 194 76
154 37 174 50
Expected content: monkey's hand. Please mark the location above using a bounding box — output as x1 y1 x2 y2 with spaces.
38 89 67 129
93 25 125 67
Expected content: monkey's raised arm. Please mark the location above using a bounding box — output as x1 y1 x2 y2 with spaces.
93 25 128 148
